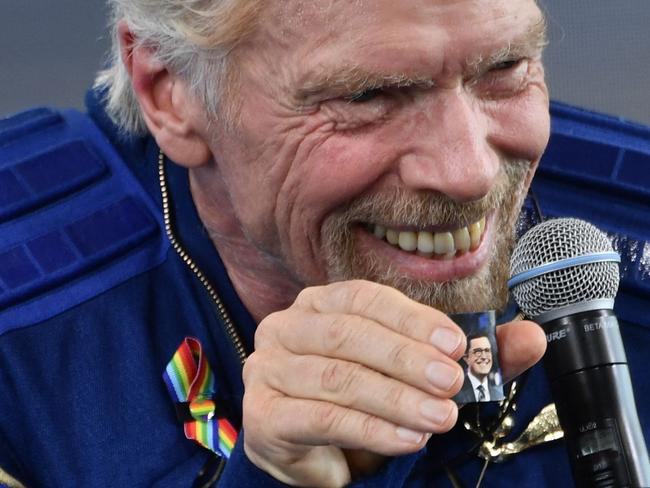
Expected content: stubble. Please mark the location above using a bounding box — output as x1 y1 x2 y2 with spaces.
321 160 531 314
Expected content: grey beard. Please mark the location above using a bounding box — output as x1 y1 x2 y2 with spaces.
320 160 531 314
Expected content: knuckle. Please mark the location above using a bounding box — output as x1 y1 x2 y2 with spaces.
255 312 283 348
320 361 359 396
295 286 317 307
382 383 406 409
241 354 257 384
394 309 422 338
387 342 415 371
323 316 355 353
242 352 271 386
358 414 379 445
346 280 382 313
311 403 342 436
241 351 277 388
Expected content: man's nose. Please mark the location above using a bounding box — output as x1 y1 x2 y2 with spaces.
397 89 500 202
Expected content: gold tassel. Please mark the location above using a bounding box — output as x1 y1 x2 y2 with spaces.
479 403 564 463
0 468 26 488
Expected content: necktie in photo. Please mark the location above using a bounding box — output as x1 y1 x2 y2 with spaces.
477 384 486 402
163 337 238 459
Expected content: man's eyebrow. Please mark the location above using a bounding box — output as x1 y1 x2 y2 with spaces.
296 69 434 102
467 15 548 73
295 14 548 102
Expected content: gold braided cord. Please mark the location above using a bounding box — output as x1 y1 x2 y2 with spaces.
157 150 247 365
0 469 25 488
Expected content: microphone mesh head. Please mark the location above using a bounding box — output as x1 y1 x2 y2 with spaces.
509 218 619 319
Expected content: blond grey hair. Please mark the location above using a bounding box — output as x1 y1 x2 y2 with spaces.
94 0 259 135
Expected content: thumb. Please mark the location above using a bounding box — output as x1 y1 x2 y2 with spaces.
496 320 546 382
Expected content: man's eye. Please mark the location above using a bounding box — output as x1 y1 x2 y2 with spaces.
345 88 383 103
473 57 530 98
490 58 524 72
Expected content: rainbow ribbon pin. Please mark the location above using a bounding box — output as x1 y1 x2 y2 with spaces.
163 337 238 458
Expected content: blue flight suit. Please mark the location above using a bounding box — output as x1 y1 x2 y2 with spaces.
1 90 649 487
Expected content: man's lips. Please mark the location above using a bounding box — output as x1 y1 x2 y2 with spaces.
353 214 494 282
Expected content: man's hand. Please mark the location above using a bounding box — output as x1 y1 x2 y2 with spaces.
242 280 546 487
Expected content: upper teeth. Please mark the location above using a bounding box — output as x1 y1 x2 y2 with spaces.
372 217 486 258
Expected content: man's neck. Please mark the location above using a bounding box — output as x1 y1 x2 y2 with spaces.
215 243 301 322
467 371 488 387
189 168 302 323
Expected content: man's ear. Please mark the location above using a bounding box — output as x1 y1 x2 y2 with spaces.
118 21 211 168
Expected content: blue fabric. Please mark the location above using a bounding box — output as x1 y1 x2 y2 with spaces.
0 93 649 487
0 108 168 334
0 108 62 147
534 101 650 328
0 94 257 487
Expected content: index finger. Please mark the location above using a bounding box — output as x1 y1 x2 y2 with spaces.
295 280 466 358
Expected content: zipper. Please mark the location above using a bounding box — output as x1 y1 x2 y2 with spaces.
157 150 247 366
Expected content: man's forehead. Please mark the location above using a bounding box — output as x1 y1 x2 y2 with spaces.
263 0 541 35
257 0 545 98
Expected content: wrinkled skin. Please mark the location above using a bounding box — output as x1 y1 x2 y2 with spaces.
194 0 549 486
189 0 550 321
127 0 551 486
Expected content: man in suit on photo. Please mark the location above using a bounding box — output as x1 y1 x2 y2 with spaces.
454 333 504 404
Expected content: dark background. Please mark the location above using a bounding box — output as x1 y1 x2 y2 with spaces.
2 0 649 126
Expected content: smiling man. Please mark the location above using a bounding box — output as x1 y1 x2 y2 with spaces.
186 0 550 320
455 333 504 404
0 0 555 487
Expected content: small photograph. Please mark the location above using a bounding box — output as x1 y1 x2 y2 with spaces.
450 311 505 405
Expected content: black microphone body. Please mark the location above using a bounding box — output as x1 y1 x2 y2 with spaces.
509 218 650 487
542 307 650 487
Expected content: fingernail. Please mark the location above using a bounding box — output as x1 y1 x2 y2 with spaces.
396 426 424 444
420 399 452 425
425 361 460 391
430 328 462 355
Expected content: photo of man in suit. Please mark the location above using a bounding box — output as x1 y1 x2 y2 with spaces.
454 332 505 404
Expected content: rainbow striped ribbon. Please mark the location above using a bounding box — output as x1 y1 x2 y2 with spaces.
163 337 238 458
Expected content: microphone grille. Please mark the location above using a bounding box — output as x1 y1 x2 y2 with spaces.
509 218 620 319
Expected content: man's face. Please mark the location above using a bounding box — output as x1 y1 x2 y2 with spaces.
466 336 493 378
199 0 550 312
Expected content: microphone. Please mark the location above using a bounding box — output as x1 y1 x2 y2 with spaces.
508 218 650 487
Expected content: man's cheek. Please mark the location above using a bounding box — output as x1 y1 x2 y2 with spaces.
300 135 395 207
488 93 550 164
